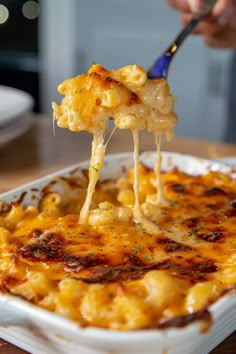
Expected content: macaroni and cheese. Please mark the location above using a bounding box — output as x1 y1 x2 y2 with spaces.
0 64 235 331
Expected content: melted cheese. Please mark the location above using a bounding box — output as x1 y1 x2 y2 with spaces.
0 166 235 330
1 64 235 332
79 134 106 224
52 64 177 227
154 132 168 205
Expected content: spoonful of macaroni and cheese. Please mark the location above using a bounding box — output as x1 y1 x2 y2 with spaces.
52 64 177 233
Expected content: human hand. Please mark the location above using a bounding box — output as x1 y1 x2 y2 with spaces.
166 0 236 48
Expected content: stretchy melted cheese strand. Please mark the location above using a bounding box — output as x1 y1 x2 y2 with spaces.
79 134 106 224
132 130 163 234
154 132 169 205
52 64 177 226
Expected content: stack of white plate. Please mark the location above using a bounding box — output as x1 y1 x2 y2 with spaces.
0 85 34 147
216 157 236 166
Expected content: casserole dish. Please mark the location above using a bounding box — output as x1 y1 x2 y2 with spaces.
0 151 235 354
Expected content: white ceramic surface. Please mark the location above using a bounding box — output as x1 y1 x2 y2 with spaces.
216 157 236 166
0 85 34 146
0 85 34 125
0 113 32 146
0 152 235 354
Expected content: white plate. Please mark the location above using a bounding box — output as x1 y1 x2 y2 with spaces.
0 85 34 127
216 157 236 166
0 152 235 354
0 113 32 147
0 86 34 146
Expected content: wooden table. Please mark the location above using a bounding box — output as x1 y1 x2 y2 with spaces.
0 114 235 353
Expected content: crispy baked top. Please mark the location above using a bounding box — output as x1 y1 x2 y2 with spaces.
0 164 235 330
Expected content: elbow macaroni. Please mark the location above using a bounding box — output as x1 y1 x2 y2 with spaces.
52 64 177 226
0 164 235 330
0 64 235 331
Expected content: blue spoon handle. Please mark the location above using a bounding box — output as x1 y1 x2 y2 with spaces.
147 13 209 79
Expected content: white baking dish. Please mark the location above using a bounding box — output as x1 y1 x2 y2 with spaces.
0 151 235 354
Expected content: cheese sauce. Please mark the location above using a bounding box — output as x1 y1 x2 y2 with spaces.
52 64 177 227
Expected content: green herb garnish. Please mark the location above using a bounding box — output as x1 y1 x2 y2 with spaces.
144 255 153 261
92 166 99 172
133 246 140 253
192 225 203 232
170 201 180 207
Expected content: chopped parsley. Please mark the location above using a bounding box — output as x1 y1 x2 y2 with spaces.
133 246 140 253
91 60 97 65
75 87 84 94
192 225 203 232
169 201 180 207
92 166 99 172
144 255 153 261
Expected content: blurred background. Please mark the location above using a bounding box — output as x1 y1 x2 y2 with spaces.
0 0 235 142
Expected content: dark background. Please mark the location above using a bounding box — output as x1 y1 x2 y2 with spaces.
0 0 39 111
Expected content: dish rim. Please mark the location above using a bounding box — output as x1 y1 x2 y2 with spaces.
0 150 235 200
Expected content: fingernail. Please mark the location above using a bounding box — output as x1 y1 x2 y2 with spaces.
187 0 202 13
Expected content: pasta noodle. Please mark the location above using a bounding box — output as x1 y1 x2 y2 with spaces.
0 165 235 330
0 63 235 331
52 64 177 229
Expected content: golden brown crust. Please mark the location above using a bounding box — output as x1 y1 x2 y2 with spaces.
52 64 176 135
0 165 235 330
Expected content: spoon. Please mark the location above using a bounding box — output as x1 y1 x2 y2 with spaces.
147 0 217 79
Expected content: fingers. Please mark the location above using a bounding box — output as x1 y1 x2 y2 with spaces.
166 0 236 20
166 0 214 13
165 0 191 12
181 13 222 35
203 9 236 47
181 1 236 33
203 27 236 47
212 0 235 17
166 0 236 49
